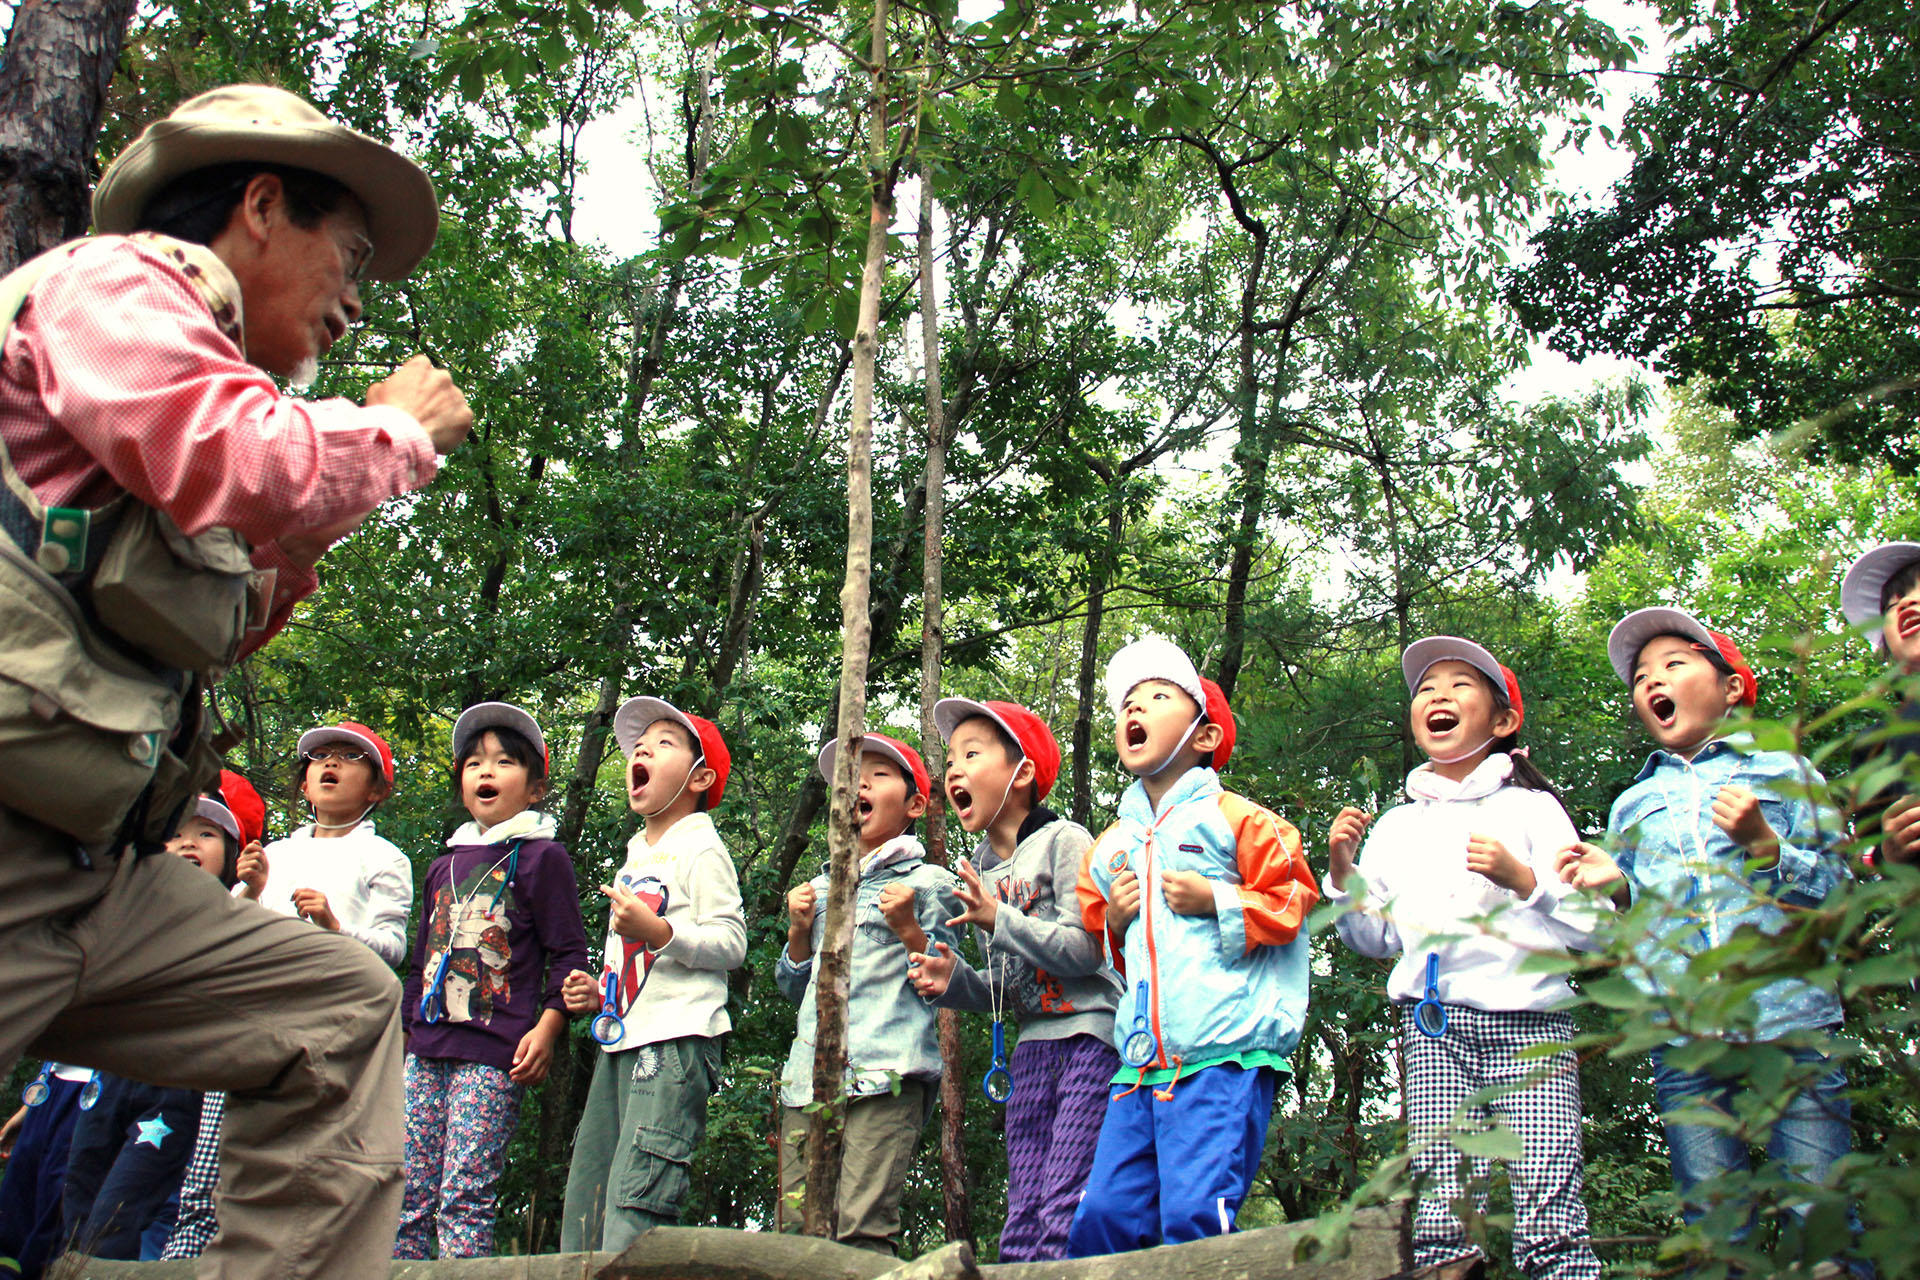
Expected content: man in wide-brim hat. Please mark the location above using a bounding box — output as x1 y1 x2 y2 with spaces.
0 85 470 1277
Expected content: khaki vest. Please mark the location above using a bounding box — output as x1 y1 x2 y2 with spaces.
0 235 259 850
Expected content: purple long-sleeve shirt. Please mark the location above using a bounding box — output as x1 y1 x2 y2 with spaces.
400 836 589 1071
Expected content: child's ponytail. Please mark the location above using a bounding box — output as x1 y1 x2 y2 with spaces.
1486 679 1577 825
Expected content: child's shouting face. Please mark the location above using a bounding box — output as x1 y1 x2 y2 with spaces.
626 719 708 816
301 746 386 821
1410 660 1517 777
944 718 1030 835
1631 635 1745 758
462 729 545 828
1115 679 1205 777
857 756 927 850
168 815 232 878
1885 579 1920 671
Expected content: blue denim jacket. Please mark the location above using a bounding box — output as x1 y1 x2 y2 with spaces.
776 837 965 1106
1607 738 1845 1040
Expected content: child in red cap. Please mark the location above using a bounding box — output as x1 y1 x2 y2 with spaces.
557 696 746 1253
1327 637 1604 1279
775 732 964 1254
1069 637 1318 1257
1558 607 1863 1274
250 720 412 965
907 697 1121 1261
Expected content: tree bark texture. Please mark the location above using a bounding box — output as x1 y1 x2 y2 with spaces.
0 0 139 274
802 0 892 1234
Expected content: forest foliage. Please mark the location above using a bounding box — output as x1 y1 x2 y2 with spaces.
3 0 1916 1270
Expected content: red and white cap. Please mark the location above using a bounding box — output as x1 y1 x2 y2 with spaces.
1402 636 1525 731
1841 542 1920 652
932 698 1063 802
613 696 731 808
816 732 931 802
1104 637 1235 769
297 721 394 784
452 702 547 768
1607 607 1758 707
196 768 266 846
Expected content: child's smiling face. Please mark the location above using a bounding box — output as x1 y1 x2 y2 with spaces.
167 815 230 876
856 755 926 850
1114 679 1203 777
1885 579 1920 670
1631 634 1744 757
626 719 704 815
1410 660 1515 771
461 729 543 827
944 718 1027 834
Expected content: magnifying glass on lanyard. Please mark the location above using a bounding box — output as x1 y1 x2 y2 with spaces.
418 841 523 1026
590 876 671 1047
1413 952 1448 1039
1120 979 1159 1067
980 933 1013 1104
23 1065 100 1110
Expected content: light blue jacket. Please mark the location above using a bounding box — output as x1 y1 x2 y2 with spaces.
776 837 965 1106
1607 738 1846 1040
1079 768 1317 1071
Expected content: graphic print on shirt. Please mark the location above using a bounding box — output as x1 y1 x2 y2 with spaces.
988 870 1074 1015
423 859 517 1026
607 872 670 1013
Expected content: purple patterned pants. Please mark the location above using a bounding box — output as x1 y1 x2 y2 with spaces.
1000 1032 1120 1261
394 1055 523 1259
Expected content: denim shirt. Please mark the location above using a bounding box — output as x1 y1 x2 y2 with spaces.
1607 738 1846 1040
776 837 965 1107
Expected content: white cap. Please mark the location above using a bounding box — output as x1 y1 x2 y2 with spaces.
613 696 698 757
452 702 546 763
1605 607 1718 685
1104 637 1203 718
1401 635 1503 695
1841 542 1920 652
192 795 240 843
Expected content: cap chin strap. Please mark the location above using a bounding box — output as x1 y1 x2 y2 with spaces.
312 803 376 832
980 763 1022 833
1427 736 1496 767
1146 715 1204 777
642 754 706 818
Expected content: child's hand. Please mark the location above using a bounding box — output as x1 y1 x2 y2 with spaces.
877 883 918 932
908 942 958 998
1712 785 1780 865
561 968 600 1015
290 888 339 931
235 840 268 900
1883 795 1920 866
1466 832 1535 897
1161 870 1218 916
1108 869 1142 938
1556 842 1629 909
945 859 999 932
1 1104 25 1160
787 884 817 932
603 881 672 949
1328 807 1371 890
509 1015 562 1084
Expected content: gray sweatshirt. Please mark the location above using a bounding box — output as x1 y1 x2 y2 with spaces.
933 809 1121 1043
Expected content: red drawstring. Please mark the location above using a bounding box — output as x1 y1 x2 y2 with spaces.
1152 1055 1186 1102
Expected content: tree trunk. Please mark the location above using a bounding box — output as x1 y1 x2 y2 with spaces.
0 0 139 273
1070 489 1122 828
803 0 892 1234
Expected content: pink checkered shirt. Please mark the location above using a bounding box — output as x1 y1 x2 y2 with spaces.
0 236 438 652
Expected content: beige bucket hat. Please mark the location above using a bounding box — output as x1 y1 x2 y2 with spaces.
92 84 438 281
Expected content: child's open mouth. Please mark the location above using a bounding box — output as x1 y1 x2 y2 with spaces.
475 784 499 802
1897 606 1920 640
1125 721 1148 748
1648 692 1677 725
856 797 874 822
948 783 974 815
1425 710 1459 734
319 768 340 786
630 763 652 791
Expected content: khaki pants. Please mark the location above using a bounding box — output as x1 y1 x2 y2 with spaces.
776 1080 931 1255
0 805 404 1279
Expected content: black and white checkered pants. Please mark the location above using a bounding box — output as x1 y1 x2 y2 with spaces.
1402 1004 1600 1279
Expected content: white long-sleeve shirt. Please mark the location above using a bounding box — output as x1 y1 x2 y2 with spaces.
256 819 413 966
1325 754 1609 1013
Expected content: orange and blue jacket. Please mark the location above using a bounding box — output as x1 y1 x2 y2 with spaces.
1078 767 1317 1073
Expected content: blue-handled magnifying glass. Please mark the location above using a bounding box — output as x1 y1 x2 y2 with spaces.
21 1064 51 1108
418 949 452 1026
591 970 625 1046
982 1022 1013 1104
1413 951 1448 1039
1120 979 1158 1067
79 1072 101 1110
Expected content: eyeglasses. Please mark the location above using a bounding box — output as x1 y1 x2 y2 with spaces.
336 230 375 284
302 747 370 764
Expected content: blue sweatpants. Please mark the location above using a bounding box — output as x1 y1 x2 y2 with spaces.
60 1076 201 1262
0 1075 87 1279
1065 1063 1277 1257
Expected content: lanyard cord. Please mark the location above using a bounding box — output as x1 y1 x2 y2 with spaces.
421 839 523 1022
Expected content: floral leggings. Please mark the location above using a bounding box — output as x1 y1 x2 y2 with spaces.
394 1055 523 1259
